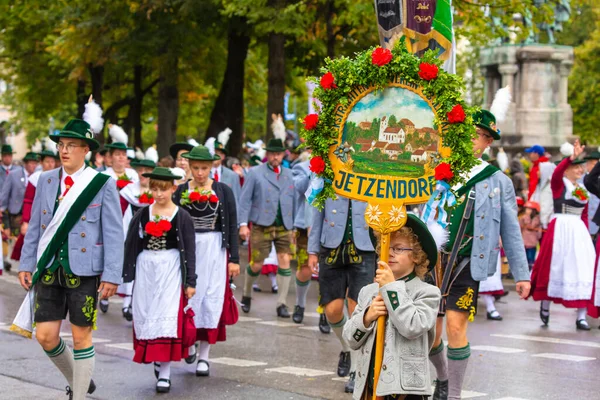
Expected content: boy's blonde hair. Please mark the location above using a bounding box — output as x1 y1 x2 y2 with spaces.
375 227 430 279
149 179 174 191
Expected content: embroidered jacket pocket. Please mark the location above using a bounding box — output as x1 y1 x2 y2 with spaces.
400 356 427 391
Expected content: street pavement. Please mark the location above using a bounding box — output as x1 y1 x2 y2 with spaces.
1 260 600 400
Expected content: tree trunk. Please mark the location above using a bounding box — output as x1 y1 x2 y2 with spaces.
88 64 105 145
76 79 87 120
206 18 250 158
131 65 144 149
326 0 336 58
266 31 286 141
157 56 179 158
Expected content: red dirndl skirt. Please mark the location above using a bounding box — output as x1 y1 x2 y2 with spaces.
587 239 600 318
530 218 589 308
133 291 187 363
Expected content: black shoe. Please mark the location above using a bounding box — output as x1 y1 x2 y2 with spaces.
88 379 96 395
277 304 290 318
154 362 160 379
156 378 171 393
494 290 509 301
185 343 198 364
4 262 11 272
344 372 355 393
486 311 503 321
271 285 278 294
337 351 350 377
252 286 262 292
318 313 330 334
539 304 549 326
433 379 448 400
576 319 591 331
196 359 210 377
241 296 251 313
66 386 73 400
99 300 109 313
292 305 305 324
122 307 133 322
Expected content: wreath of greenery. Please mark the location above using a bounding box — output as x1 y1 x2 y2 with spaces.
300 43 479 209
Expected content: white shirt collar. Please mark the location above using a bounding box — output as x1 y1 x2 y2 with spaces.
63 163 86 180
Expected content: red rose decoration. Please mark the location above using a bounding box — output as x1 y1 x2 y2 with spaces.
447 105 466 124
371 47 393 67
320 72 337 90
189 191 201 202
145 221 161 237
309 156 326 174
303 114 319 131
139 193 154 204
209 194 219 203
116 179 131 190
434 163 454 182
199 194 209 202
157 219 172 232
418 63 439 81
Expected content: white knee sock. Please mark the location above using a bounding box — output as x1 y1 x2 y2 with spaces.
44 338 74 386
329 316 350 352
123 295 132 309
577 307 587 321
198 341 210 361
295 278 310 308
541 300 551 316
481 294 496 313
73 346 95 400
269 272 277 288
157 362 171 386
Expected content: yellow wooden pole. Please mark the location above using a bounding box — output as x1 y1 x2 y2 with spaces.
372 232 390 400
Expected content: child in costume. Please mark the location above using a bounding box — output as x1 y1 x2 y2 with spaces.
343 214 442 400
123 167 197 393
519 201 541 270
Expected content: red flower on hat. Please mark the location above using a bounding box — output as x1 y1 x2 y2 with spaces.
371 47 393 67
434 163 454 182
303 114 319 130
418 63 439 81
447 105 466 124
320 72 337 90
309 156 326 174
209 194 219 203
189 191 201 202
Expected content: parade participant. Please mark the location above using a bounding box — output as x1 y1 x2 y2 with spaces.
308 197 376 392
238 137 295 318
519 201 541 270
0 152 40 240
429 109 530 400
479 253 506 321
17 109 124 400
97 149 112 172
169 141 194 184
343 214 441 400
525 144 549 200
0 144 19 189
583 159 600 320
583 150 600 238
93 149 106 171
99 124 139 314
204 129 241 202
174 145 240 377
510 158 527 200
530 140 595 330
116 147 159 321
11 149 59 263
252 244 279 294
122 167 197 393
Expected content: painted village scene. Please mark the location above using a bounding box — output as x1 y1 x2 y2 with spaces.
338 86 440 177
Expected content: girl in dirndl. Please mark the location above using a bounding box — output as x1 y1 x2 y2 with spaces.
530 140 596 330
123 167 197 393
174 145 240 378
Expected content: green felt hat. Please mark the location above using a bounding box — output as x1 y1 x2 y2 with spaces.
131 159 157 169
404 214 439 271
182 145 220 161
142 167 182 181
50 119 100 151
473 110 500 140
214 141 228 156
1 144 14 154
23 152 39 162
104 142 128 151
39 150 59 160
249 154 263 166
169 142 194 160
265 138 286 152
584 151 600 161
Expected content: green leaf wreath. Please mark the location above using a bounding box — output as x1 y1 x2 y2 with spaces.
300 42 479 209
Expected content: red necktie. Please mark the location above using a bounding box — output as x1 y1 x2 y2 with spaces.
273 166 280 174
214 171 219 182
63 176 74 197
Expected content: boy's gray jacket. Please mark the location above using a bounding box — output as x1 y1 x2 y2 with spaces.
343 279 440 399
19 168 124 285
308 197 374 254
0 168 27 214
470 171 529 282
237 163 295 230
219 166 241 203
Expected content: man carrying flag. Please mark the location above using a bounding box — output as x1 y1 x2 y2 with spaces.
15 99 124 400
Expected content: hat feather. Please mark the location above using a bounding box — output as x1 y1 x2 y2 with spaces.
170 167 185 178
490 86 511 123
83 96 104 134
497 148 509 172
85 151 92 161
31 140 42 153
126 149 135 159
205 137 216 156
135 147 145 160
187 138 200 147
560 142 574 157
43 137 57 154
271 114 286 142
108 124 128 145
145 146 158 163
217 128 232 147
426 221 449 252
246 140 264 151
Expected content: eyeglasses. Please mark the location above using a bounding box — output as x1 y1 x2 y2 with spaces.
390 247 413 256
476 131 492 140
57 143 86 153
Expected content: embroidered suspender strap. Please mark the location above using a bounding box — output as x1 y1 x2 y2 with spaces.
31 173 110 285
438 188 476 315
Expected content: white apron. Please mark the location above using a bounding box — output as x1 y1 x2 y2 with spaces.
479 253 504 293
188 232 227 329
